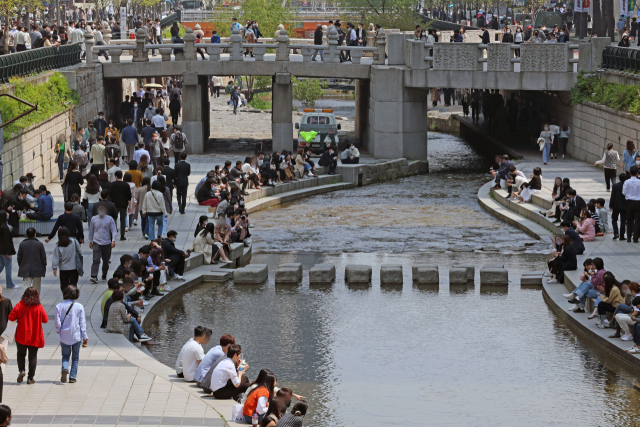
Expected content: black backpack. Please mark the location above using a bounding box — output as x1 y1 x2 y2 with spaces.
32 37 44 48
173 132 185 150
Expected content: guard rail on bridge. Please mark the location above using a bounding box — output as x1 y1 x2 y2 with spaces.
601 45 640 72
0 44 82 83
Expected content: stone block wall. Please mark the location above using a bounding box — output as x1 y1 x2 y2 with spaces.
3 110 72 187
73 64 106 129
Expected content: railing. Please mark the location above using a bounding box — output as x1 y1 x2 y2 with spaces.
0 44 82 84
601 45 640 72
89 26 384 65
160 12 180 30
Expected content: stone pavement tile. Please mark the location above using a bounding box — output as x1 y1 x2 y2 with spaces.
138 416 163 425
95 415 121 425
180 417 205 426
202 417 226 427
115 415 141 425
51 416 78 424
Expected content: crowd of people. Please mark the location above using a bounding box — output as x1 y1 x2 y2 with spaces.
174 328 308 426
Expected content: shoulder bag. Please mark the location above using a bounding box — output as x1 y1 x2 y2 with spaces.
75 240 84 277
1 305 31 343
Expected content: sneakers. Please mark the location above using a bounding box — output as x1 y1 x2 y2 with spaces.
142 300 149 306
573 307 585 313
563 292 576 299
138 334 152 342
626 346 640 353
622 334 634 341
174 274 185 281
17 371 25 383
27 378 35 385
125 227 130 232
543 272 553 277
90 277 98 284
69 378 77 383
568 298 579 304
61 369 68 383
158 284 172 292
547 278 558 284
6 285 20 289
569 304 579 311
134 220 138 226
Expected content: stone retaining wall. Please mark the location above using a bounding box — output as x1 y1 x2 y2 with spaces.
427 115 460 133
68 64 106 129
361 159 429 184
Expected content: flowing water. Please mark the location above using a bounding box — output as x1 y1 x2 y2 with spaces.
145 132 640 427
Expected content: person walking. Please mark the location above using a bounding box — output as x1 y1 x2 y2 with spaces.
16 228 46 293
110 171 132 241
0 287 12 402
52 227 83 293
8 287 48 385
88 205 117 283
623 165 640 243
311 24 324 61
175 152 190 214
0 213 16 290
539 124 553 164
611 173 628 240
141 181 168 241
55 286 88 384
169 94 181 126
121 119 139 163
55 135 73 182
594 143 620 191
170 126 188 165
90 137 106 172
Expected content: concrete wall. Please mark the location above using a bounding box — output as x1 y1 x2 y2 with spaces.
3 110 72 187
63 64 106 131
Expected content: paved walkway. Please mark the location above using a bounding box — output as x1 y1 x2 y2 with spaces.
2 155 246 427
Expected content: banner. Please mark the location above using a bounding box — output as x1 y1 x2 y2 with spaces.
120 7 127 34
575 0 584 12
630 0 637 13
621 0 629 16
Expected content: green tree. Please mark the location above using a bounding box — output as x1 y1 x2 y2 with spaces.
0 0 43 52
292 77 326 108
339 0 419 31
209 0 295 37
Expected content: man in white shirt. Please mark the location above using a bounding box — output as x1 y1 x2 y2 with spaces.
179 326 211 382
623 165 640 242
194 333 235 384
133 143 151 165
152 109 167 133
210 344 251 400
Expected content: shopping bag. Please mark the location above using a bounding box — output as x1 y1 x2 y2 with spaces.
1 321 17 343
231 404 245 423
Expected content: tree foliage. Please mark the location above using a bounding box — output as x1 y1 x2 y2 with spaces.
339 0 420 31
570 71 640 114
209 0 295 37
292 77 326 108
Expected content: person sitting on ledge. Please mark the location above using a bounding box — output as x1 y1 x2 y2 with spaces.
209 343 251 400
194 333 236 385
621 296 640 346
546 235 576 285
26 189 54 221
574 209 596 242
340 142 360 165
490 154 513 190
513 167 542 203
609 280 635 338
162 230 190 281
555 188 586 223
276 401 308 427
564 257 605 313
559 221 585 255
179 326 212 382
196 178 220 206
105 289 152 343
595 272 624 329
318 147 338 175
242 371 277 424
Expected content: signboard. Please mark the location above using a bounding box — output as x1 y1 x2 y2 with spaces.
574 0 590 11
621 0 629 16
120 7 127 34
574 0 584 12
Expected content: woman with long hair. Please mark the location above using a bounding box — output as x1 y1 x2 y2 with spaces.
260 398 285 427
160 130 172 161
596 272 624 329
594 142 620 191
87 164 101 181
104 120 119 142
0 213 16 289
83 174 101 224
558 121 571 158
157 175 172 237
623 139 638 173
124 173 137 231
0 286 11 401
191 223 219 264
136 177 152 238
127 160 143 188
8 287 48 384
52 227 82 293
139 155 154 180
98 170 111 193
63 161 84 203
575 209 596 242
242 371 277 423
515 167 542 203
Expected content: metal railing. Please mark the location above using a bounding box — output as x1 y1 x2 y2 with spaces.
0 44 82 84
160 12 179 29
601 45 640 72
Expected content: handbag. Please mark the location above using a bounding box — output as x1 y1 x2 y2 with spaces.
0 337 8 365
75 241 84 277
231 404 245 423
1 305 31 343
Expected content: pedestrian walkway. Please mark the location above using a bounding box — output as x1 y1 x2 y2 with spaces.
2 155 247 427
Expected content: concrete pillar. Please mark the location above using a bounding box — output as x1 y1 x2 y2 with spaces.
181 71 205 154
272 73 293 153
368 66 429 161
354 79 369 148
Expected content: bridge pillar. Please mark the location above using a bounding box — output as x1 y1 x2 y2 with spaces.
181 72 209 155
355 79 369 147
368 66 428 161
272 73 293 153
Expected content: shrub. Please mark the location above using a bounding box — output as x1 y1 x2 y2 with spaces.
249 93 272 110
571 71 640 114
0 72 79 138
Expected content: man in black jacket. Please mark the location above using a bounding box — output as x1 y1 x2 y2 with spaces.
175 151 191 214
92 190 118 224
45 202 84 243
557 188 586 223
162 230 191 279
110 170 132 240
481 25 490 44
169 94 181 127
560 221 585 255
229 161 250 193
311 24 324 61
17 227 47 290
162 158 177 203
319 147 338 175
610 173 628 240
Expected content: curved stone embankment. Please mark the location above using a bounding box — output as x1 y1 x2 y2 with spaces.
477 172 640 372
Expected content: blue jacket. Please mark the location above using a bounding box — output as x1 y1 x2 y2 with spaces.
122 125 138 146
564 227 585 255
211 34 220 43
35 194 54 218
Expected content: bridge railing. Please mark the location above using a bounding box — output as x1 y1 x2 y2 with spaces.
404 38 598 73
88 26 385 65
601 45 640 72
0 44 82 84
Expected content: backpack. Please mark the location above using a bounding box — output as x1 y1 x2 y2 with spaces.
105 144 120 159
231 90 239 100
173 132 185 150
32 37 44 48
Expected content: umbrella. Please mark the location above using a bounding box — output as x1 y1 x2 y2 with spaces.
144 83 163 89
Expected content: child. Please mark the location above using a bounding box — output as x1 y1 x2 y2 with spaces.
587 201 601 234
596 198 608 235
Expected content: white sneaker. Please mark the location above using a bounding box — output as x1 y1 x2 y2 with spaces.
142 300 149 306
175 274 185 281
622 334 634 341
563 293 576 299
138 334 152 342
543 271 552 277
125 227 130 232
568 304 579 311
547 278 558 284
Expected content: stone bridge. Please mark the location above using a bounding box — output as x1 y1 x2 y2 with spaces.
85 25 610 160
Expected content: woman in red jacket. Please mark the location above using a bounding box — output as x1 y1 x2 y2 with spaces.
8 287 48 384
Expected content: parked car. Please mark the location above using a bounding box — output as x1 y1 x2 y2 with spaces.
295 108 341 154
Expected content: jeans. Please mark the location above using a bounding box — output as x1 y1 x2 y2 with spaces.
58 152 68 181
95 41 109 59
140 212 148 237
573 281 592 298
87 203 95 224
311 49 324 61
162 215 168 236
147 214 163 241
128 318 144 342
0 255 15 288
542 142 551 163
579 288 599 309
61 341 81 379
244 414 265 424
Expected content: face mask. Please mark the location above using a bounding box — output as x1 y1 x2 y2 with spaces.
134 104 138 108
109 124 113 128
507 30 511 33
99 115 103 119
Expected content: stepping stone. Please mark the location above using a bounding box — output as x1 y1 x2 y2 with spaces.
309 264 335 285
520 271 544 285
275 263 303 284
412 265 439 285
229 243 244 261
234 264 268 285
449 268 468 285
452 265 475 282
345 265 372 284
480 267 509 285
380 264 403 285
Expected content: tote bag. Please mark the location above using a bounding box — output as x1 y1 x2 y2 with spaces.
231 404 245 423
1 305 30 344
